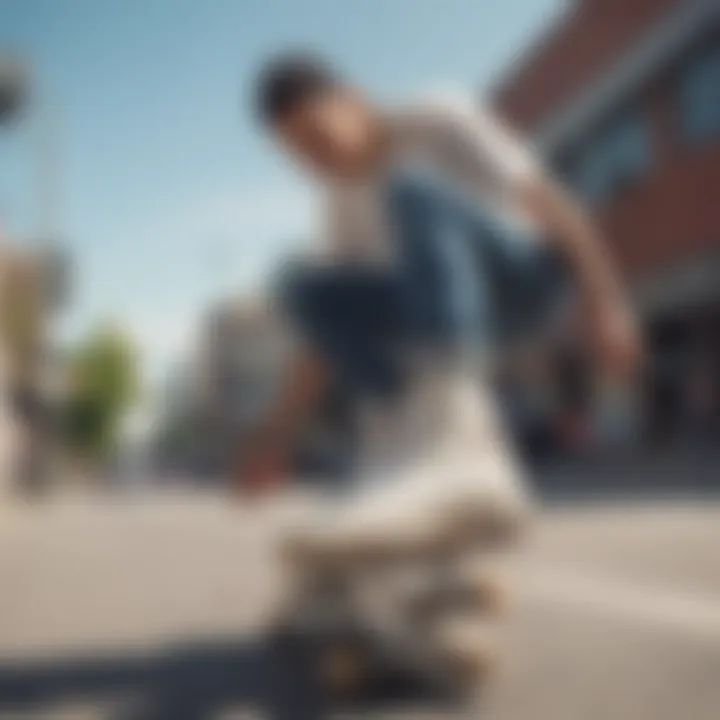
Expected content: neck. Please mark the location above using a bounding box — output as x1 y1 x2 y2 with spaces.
349 114 394 180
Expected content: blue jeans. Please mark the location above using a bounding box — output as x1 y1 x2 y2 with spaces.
279 176 568 399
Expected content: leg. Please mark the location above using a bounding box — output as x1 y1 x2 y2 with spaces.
278 261 407 399
280 178 541 567
385 174 569 349
385 177 489 349
271 191 538 700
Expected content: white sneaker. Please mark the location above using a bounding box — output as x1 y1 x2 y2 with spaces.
283 366 531 565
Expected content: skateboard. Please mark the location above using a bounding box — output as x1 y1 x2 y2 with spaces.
266 543 510 716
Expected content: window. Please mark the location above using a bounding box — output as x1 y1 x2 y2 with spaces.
562 111 651 205
680 45 720 143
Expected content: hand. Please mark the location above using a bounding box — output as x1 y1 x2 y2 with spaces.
588 300 643 378
234 433 287 500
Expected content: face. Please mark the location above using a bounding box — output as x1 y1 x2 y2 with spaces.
275 88 379 178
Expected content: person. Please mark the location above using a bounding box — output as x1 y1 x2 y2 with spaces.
239 52 641 562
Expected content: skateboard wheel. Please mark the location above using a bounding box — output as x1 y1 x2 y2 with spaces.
319 643 367 695
448 645 497 689
434 616 499 687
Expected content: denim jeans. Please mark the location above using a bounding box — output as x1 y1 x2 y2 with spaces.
279 176 568 399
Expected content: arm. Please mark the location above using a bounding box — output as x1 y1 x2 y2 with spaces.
237 198 344 496
256 350 327 448
425 98 642 375
518 176 641 375
236 349 328 496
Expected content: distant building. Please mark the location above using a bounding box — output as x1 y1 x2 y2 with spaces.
194 297 290 475
151 296 293 479
492 0 720 444
0 240 68 493
153 293 357 485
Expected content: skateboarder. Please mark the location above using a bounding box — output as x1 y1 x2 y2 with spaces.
240 52 640 564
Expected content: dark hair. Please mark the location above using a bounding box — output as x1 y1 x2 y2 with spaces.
254 52 338 125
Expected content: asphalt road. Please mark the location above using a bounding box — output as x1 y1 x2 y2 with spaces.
1 488 719 719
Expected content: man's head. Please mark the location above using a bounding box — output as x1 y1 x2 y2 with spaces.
254 53 383 178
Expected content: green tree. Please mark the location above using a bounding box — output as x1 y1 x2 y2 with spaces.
63 323 140 463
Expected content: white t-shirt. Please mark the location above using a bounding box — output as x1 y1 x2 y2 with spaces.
324 96 542 265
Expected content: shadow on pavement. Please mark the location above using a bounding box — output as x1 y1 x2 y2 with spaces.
0 632 466 719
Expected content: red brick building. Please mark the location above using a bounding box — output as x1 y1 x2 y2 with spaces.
492 0 720 442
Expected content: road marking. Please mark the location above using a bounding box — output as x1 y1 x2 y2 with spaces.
523 563 720 643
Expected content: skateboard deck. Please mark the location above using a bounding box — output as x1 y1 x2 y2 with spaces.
266 548 508 715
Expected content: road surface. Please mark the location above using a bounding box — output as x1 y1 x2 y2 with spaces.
1 489 719 718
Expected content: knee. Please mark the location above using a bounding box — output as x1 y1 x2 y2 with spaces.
273 259 323 329
274 261 354 348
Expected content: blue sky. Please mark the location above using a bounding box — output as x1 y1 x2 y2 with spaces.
0 0 560 381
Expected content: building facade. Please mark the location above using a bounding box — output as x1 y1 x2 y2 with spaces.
492 0 720 445
196 298 289 475
153 294 358 485
0 240 67 494
151 297 294 479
